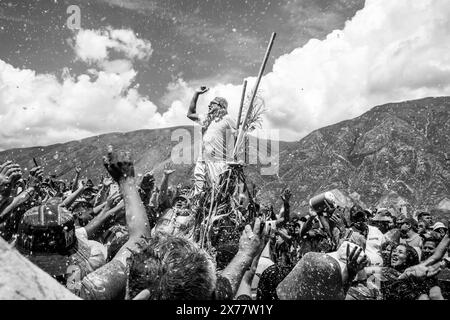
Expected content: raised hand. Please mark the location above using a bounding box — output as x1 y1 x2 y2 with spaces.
163 163 175 176
238 217 264 258
195 86 209 95
140 172 155 190
75 167 81 174
0 161 22 197
346 243 368 280
103 145 135 183
28 166 44 188
104 191 122 212
330 209 346 233
280 188 291 203
102 177 113 188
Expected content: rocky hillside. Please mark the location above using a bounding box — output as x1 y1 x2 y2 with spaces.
1 96 449 217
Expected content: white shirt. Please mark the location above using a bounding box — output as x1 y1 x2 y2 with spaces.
365 225 385 267
197 114 236 162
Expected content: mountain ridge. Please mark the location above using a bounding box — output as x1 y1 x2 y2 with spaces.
1 96 449 216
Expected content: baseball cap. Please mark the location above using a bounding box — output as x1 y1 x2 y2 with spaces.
432 222 447 231
372 211 392 222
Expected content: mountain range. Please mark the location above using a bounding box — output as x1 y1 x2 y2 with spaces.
1 96 449 218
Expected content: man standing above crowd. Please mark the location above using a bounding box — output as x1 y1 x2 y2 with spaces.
187 86 236 195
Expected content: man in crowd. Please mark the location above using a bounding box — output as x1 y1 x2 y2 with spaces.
398 216 423 249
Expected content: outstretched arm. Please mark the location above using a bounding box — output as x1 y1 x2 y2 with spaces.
103 146 150 266
61 180 85 208
399 222 450 280
187 86 209 122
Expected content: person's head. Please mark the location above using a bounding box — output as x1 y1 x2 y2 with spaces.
294 222 302 235
85 179 94 189
421 235 440 261
432 222 448 239
350 206 368 233
370 213 392 234
172 195 190 210
71 200 94 227
82 187 96 202
127 234 217 300
417 211 432 226
208 97 228 114
417 220 428 235
398 217 418 236
390 244 419 272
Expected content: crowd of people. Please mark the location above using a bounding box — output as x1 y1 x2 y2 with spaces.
0 88 449 300
0 150 448 300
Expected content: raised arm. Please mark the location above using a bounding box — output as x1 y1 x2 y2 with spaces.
158 163 175 210
103 146 150 266
71 167 81 192
276 188 291 227
187 86 209 122
84 194 123 239
221 218 264 296
93 177 112 207
61 179 85 208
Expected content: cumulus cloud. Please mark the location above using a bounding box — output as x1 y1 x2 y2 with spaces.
2 0 450 150
0 27 179 150
74 27 153 64
164 0 450 140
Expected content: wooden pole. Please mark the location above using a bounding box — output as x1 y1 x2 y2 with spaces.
233 32 276 158
236 80 247 132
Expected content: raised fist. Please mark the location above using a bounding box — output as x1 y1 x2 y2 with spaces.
281 188 292 203
195 86 209 95
103 145 135 182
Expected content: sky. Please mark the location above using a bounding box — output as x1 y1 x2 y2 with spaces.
0 0 449 150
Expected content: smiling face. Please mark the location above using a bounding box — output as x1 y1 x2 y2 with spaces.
421 241 437 261
390 245 408 268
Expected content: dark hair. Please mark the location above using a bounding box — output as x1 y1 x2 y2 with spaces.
417 211 431 221
127 235 216 300
391 244 420 272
